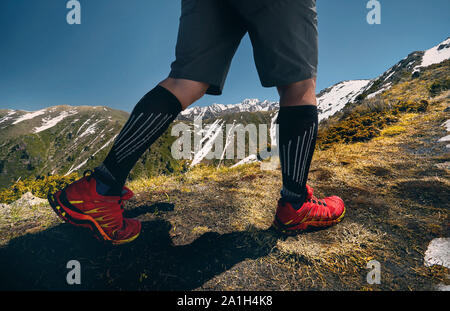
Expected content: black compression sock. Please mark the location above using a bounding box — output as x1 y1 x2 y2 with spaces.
92 163 124 196
94 85 182 195
277 105 318 206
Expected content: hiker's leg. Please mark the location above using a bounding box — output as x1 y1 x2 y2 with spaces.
276 78 318 204
274 81 345 233
93 0 246 195
277 78 317 108
159 78 209 110
93 79 208 195
232 0 319 204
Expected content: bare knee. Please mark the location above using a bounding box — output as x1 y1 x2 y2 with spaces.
277 78 317 107
159 78 209 110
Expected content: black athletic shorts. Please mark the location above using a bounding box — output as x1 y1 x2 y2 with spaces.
168 0 318 95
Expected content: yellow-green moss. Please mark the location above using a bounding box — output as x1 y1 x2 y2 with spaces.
381 125 407 137
0 173 79 203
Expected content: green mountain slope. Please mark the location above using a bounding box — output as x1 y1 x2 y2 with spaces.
0 105 184 189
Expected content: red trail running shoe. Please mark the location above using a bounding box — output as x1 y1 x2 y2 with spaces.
273 185 345 234
48 171 141 245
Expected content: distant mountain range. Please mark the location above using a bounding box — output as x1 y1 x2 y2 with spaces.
1 37 449 189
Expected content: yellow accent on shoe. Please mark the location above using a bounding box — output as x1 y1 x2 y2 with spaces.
336 207 346 222
69 200 84 204
84 207 109 214
101 221 117 228
93 215 115 222
111 232 140 245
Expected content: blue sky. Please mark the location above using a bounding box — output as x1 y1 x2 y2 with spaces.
0 0 449 112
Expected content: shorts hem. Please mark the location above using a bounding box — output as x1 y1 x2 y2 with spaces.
168 71 223 95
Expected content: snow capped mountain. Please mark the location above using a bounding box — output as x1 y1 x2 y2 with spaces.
354 37 450 104
179 99 278 121
316 39 450 121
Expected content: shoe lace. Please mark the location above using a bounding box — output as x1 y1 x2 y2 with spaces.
307 195 332 219
307 195 327 207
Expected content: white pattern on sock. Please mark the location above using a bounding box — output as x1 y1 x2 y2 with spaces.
292 135 301 180
114 113 160 154
117 115 171 163
287 140 292 176
298 123 315 184
294 130 307 182
114 113 143 147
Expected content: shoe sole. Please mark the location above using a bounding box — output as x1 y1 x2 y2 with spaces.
272 207 346 236
48 191 140 245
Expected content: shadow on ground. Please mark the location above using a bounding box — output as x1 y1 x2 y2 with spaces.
0 203 279 290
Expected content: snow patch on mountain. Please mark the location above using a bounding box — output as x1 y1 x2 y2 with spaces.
317 80 371 122
414 38 450 72
0 111 16 124
12 109 46 125
383 69 395 82
33 111 77 133
75 119 105 141
93 135 117 156
66 136 115 175
367 82 392 99
76 118 92 136
66 158 89 175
